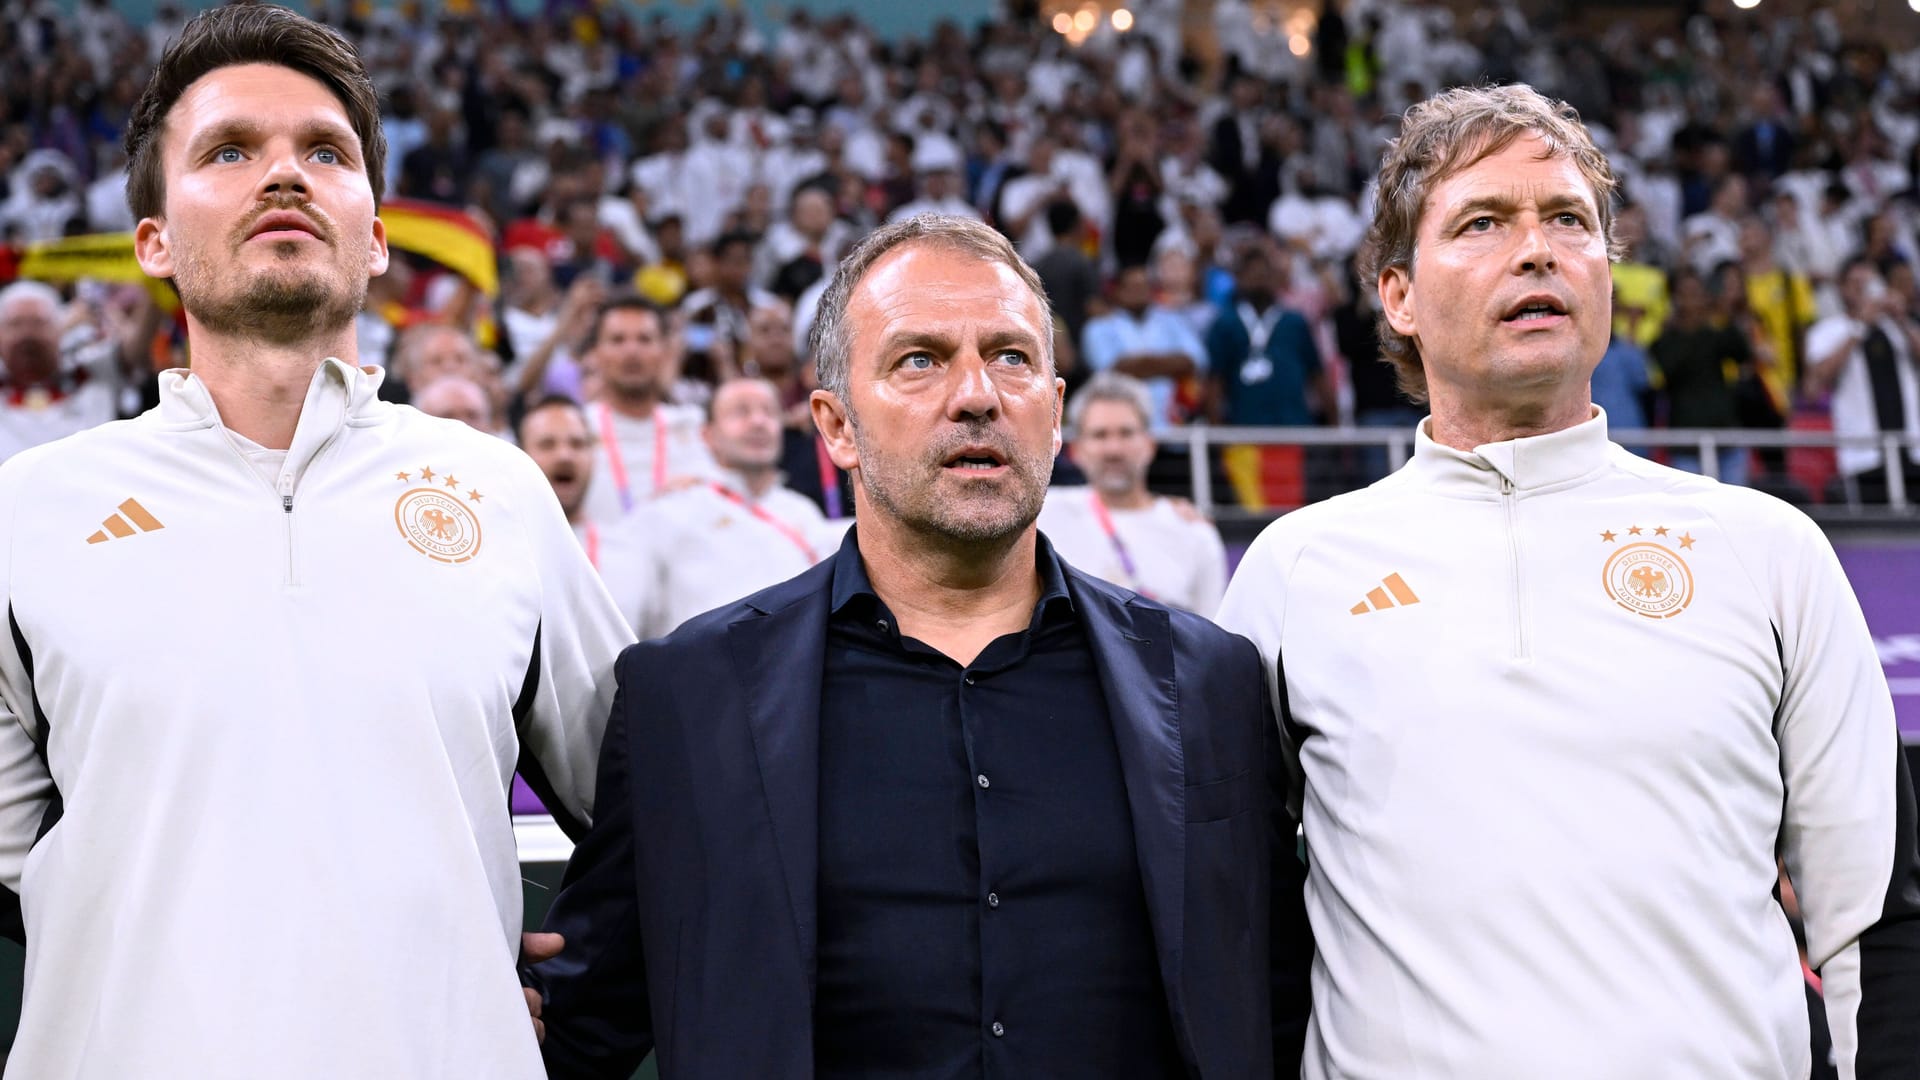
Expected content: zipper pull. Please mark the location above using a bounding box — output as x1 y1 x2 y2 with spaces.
282 494 293 513
279 475 295 513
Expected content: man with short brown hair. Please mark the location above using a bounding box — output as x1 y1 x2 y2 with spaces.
1221 82 1919 1080
0 7 629 1077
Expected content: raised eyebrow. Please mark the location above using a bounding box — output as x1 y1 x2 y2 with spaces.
980 330 1045 357
876 329 960 357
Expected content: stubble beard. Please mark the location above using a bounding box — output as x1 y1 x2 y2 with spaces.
850 411 1051 547
175 240 366 348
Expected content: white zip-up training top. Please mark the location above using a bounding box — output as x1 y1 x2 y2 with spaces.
0 359 631 1079
1218 409 1920 1080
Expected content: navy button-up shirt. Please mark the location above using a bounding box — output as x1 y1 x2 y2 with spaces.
813 531 1183 1078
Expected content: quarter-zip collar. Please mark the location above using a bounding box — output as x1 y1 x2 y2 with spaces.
1402 405 1613 497
154 358 390 490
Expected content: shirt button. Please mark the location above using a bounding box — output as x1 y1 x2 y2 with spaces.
990 1021 1006 1037
876 618 889 632
976 774 991 789
986 891 1000 908
964 674 976 685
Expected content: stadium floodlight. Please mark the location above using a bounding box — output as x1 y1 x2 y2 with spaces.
1731 0 1760 8
1113 8 1134 31
1052 12 1073 33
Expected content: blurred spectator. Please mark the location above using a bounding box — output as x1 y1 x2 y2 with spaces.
886 136 980 223
1611 202 1672 349
681 230 780 384
1 151 81 243
1207 244 1325 426
1153 247 1223 342
998 133 1110 260
578 295 716 526
628 376 840 638
398 105 470 204
1028 200 1101 357
1039 373 1227 616
1683 175 1748 278
412 373 494 435
0 280 127 461
1806 258 1920 502
1082 263 1208 432
1652 270 1752 485
1337 262 1420 483
1592 331 1655 452
760 185 853 301
516 394 649 635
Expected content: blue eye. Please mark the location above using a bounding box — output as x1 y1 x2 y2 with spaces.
313 148 340 165
1467 217 1494 231
995 350 1029 366
901 352 934 370
215 147 243 163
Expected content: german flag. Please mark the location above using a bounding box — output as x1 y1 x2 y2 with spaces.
1 198 496 299
379 197 497 297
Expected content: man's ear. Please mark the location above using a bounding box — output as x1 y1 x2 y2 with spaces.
367 214 391 278
1378 265 1417 339
1051 376 1065 459
810 389 859 472
133 217 174 280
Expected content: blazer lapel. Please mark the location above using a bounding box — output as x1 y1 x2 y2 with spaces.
1072 573 1189 1038
727 571 831 999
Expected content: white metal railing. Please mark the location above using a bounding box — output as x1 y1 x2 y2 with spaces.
1161 425 1920 517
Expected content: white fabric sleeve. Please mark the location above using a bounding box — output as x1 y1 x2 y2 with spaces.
1216 521 1306 819
0 456 59 903
1765 509 1920 1079
510 454 633 836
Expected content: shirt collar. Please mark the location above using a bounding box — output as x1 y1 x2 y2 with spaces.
1400 405 1614 496
155 357 389 431
829 525 1075 620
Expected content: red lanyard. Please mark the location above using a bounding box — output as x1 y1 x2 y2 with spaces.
710 482 818 562
1089 491 1153 599
597 402 669 512
583 522 600 570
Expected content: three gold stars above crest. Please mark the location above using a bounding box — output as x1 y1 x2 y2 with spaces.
1599 525 1694 550
396 467 484 503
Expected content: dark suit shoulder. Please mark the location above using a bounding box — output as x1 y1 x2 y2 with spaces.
616 558 836 680
1064 563 1261 671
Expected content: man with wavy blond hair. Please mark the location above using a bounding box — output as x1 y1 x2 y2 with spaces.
1220 83 1919 1079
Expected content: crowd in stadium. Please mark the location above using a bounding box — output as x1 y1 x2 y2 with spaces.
3 1 1920 512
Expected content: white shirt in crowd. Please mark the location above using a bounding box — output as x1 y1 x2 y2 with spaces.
1805 313 1920 476
579 401 717 528
573 517 651 637
1038 485 1228 618
627 476 844 640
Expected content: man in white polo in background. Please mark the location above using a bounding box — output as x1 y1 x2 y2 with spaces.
516 394 650 635
1039 372 1228 617
629 375 841 638
579 294 715 527
1219 83 1919 1079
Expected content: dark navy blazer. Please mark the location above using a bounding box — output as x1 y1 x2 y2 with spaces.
532 551 1313 1079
